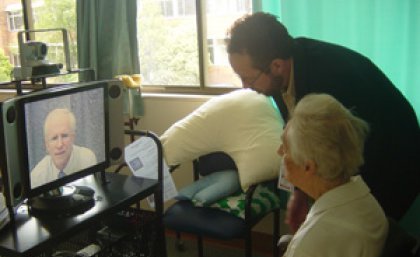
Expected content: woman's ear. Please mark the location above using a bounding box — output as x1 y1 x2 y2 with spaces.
304 159 317 175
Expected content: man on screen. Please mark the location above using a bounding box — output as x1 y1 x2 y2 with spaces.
30 108 97 188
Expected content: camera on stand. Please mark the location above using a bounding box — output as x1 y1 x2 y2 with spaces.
13 28 71 80
22 41 49 66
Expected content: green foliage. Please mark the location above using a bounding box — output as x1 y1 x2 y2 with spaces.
0 50 12 82
138 0 199 85
34 0 76 36
32 0 77 82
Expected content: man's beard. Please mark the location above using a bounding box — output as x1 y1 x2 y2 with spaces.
265 74 286 96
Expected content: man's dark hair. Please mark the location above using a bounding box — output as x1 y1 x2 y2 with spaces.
226 12 294 71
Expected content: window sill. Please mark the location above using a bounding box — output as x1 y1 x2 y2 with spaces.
140 85 239 96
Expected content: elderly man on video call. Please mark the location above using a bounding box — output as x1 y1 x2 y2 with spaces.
279 93 387 257
226 12 420 233
30 108 97 188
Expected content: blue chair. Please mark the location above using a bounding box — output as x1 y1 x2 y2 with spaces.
164 152 285 257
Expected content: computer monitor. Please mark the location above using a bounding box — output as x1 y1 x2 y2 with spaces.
0 80 124 216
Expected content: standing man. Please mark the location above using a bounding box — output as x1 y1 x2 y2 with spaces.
31 108 97 188
226 12 420 230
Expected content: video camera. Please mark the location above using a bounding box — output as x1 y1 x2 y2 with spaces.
13 28 71 80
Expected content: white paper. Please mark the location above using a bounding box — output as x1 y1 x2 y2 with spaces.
124 137 178 207
277 162 294 192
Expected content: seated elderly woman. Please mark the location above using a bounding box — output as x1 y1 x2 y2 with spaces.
279 93 388 257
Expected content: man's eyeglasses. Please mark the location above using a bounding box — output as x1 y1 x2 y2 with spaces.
243 66 269 89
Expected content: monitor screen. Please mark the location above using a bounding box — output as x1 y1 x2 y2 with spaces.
1 80 124 211
23 84 108 197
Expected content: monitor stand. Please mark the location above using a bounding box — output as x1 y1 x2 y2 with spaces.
27 185 95 217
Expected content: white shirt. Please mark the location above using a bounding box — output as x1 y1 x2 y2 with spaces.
284 176 388 257
30 145 97 188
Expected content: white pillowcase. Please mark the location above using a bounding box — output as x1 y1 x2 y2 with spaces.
160 89 284 191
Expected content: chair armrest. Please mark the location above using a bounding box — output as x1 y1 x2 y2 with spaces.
244 179 281 221
245 184 258 221
114 162 127 173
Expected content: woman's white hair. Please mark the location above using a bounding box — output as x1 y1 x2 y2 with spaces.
287 93 369 181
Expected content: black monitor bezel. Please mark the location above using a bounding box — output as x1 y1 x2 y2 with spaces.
17 82 110 198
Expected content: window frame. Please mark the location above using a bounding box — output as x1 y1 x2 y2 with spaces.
6 10 24 32
140 0 255 95
14 0 257 95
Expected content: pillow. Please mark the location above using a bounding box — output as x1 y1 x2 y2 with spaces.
160 89 284 191
210 182 284 219
175 170 241 207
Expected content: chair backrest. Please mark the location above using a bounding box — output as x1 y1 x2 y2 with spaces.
195 151 237 176
380 217 417 257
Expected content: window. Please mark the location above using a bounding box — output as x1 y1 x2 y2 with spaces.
0 0 78 84
2 0 252 90
7 10 23 31
205 0 251 88
160 0 196 17
0 2 22 83
161 0 175 17
31 0 78 76
207 0 251 15
138 0 252 90
178 0 195 16
138 0 199 87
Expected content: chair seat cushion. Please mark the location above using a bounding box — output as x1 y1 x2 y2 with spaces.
175 170 241 207
164 200 247 239
209 183 283 219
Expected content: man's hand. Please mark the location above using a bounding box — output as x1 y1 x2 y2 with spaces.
285 189 309 233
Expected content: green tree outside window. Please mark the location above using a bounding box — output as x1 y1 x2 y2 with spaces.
0 50 12 82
